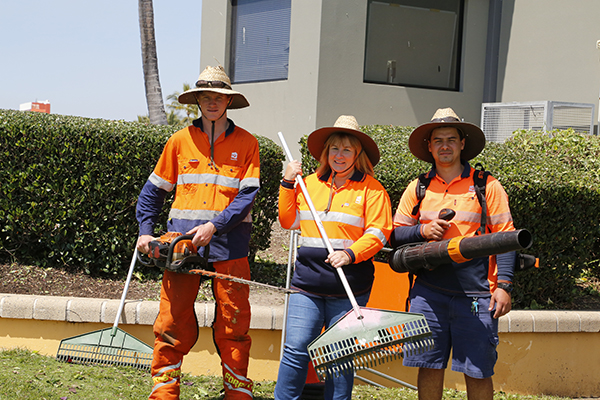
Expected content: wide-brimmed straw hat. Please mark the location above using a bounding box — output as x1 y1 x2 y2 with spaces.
178 65 249 109
408 108 485 163
307 115 380 166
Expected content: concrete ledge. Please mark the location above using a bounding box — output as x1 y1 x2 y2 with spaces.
499 310 600 333
0 293 284 330
3 293 599 334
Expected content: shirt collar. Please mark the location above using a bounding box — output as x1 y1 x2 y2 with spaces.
192 117 236 137
427 160 471 180
318 169 365 183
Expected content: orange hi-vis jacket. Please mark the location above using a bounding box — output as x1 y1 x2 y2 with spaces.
279 170 392 296
393 162 515 296
137 119 260 262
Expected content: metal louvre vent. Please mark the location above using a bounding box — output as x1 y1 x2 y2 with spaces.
481 101 595 142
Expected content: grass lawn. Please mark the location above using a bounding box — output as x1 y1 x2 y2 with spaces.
0 348 571 400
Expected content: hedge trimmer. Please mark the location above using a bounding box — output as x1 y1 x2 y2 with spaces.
137 232 296 294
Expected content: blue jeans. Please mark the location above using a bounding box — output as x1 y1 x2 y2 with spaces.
274 290 371 400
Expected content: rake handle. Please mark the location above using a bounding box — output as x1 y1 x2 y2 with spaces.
278 132 363 320
111 248 138 336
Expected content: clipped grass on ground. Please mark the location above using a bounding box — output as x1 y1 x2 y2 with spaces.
0 348 571 400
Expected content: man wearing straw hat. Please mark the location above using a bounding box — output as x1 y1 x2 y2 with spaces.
390 108 516 400
136 65 259 399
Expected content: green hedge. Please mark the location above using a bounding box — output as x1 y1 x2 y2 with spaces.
0 109 283 277
3 108 599 309
299 125 600 310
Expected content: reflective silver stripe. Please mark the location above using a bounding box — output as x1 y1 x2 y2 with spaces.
149 172 175 192
489 211 513 225
169 208 221 221
298 210 364 228
421 210 481 224
364 227 387 245
224 385 253 398
169 208 253 223
394 213 417 226
150 361 182 396
153 360 182 377
300 236 354 249
177 173 240 189
150 379 177 396
223 362 254 398
289 214 300 230
240 177 260 191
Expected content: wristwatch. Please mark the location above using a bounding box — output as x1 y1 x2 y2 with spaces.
497 282 513 293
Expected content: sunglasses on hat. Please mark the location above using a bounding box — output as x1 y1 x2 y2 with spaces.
195 80 232 90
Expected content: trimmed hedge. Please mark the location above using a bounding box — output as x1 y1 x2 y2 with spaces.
2 108 599 309
299 125 600 310
0 109 283 277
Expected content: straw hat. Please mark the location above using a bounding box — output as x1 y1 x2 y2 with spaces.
408 108 485 163
307 115 380 166
178 65 249 109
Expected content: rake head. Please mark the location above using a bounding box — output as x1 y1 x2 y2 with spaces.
56 327 153 370
307 308 433 381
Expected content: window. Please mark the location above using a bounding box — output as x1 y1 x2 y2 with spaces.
364 0 464 91
230 0 291 83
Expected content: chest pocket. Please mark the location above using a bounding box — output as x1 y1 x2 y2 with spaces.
177 159 201 195
217 164 242 198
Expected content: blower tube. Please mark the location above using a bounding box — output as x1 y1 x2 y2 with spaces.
389 229 533 274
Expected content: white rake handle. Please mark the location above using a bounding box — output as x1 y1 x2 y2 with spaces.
277 132 363 320
111 248 138 336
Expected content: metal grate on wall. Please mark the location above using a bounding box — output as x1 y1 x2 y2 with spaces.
481 101 595 142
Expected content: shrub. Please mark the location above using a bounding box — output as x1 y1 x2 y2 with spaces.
0 109 282 276
299 125 600 309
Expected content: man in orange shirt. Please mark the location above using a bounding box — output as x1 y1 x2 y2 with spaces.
391 108 515 400
136 65 260 400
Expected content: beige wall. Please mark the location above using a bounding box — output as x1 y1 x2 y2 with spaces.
200 0 600 154
200 0 491 157
497 0 600 122
201 0 324 160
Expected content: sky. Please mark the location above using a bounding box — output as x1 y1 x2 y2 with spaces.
0 0 203 122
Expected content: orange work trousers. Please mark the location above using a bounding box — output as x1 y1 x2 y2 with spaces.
149 258 253 400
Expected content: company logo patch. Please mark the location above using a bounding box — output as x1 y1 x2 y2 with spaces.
468 185 476 192
355 196 362 204
230 152 238 161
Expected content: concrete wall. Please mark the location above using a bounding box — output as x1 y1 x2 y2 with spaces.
200 0 491 158
497 0 600 124
1 293 599 397
200 0 324 160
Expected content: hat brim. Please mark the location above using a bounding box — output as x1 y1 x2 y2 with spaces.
178 88 249 109
408 121 485 163
307 127 380 167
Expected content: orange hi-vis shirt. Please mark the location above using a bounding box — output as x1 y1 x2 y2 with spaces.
279 170 392 296
393 162 515 296
137 119 260 262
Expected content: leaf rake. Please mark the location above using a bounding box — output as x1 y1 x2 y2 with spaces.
278 132 434 381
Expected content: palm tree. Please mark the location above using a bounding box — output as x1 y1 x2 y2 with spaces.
138 0 168 125
167 83 200 126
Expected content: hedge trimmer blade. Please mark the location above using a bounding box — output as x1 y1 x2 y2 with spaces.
308 308 434 381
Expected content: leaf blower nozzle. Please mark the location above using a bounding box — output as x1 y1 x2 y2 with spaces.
388 229 533 274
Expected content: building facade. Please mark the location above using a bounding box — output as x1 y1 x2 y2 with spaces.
200 0 600 156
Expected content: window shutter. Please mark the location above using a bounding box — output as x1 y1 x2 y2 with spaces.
231 0 291 83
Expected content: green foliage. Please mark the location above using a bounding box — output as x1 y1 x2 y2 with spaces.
249 135 285 264
300 126 600 310
0 348 570 400
0 109 281 277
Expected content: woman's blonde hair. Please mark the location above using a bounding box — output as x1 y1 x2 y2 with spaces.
316 132 374 177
